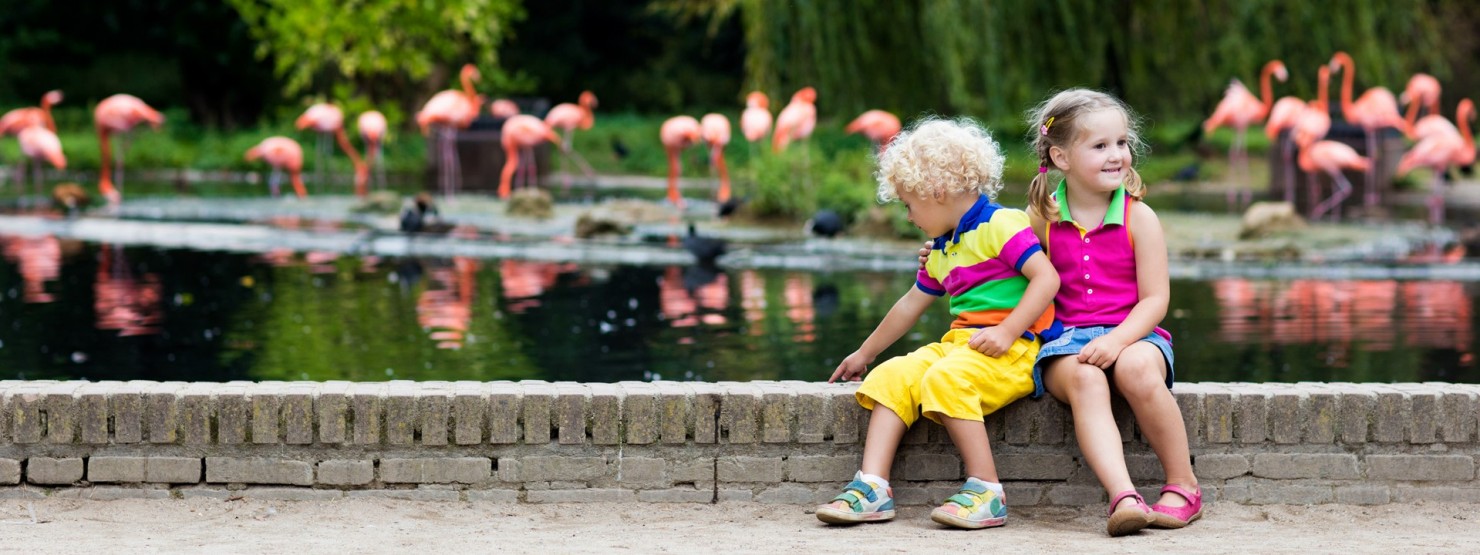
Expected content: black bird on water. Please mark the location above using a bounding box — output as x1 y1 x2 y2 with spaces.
400 193 454 233
806 209 845 238
682 223 727 265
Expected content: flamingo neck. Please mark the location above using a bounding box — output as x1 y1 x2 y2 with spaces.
1259 64 1276 113
1461 102 1475 156
461 73 476 100
1338 56 1355 117
98 128 114 188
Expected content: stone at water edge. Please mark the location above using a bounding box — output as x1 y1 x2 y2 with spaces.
507 188 554 219
1238 201 1306 239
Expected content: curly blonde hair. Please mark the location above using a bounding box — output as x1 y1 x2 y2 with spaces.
875 116 1004 203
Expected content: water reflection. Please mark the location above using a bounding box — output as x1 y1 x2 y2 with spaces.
1 234 1478 384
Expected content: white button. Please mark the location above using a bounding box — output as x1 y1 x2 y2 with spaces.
1084 238 1090 243
1087 288 1094 294
1083 255 1089 261
1084 274 1090 279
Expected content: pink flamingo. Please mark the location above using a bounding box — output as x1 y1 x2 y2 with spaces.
772 87 817 153
1298 140 1369 221
1397 99 1474 225
296 103 369 197
497 114 561 199
17 126 65 201
845 110 902 155
356 110 388 190
1 90 62 184
1265 68 1317 203
244 136 307 198
700 113 731 203
490 99 520 118
1329 52 1406 209
1204 60 1286 208
660 115 702 208
416 64 483 197
1400 73 1443 139
544 91 598 186
94 94 164 205
740 92 772 143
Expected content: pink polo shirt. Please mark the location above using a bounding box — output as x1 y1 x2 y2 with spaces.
1045 182 1171 341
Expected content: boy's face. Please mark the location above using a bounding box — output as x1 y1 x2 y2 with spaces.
898 188 956 238
1054 109 1132 194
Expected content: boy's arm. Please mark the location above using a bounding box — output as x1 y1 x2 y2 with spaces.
966 251 1059 356
828 287 935 383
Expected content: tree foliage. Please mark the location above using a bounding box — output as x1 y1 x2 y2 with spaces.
226 0 527 112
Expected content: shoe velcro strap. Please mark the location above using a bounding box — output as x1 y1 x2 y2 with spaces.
945 491 984 508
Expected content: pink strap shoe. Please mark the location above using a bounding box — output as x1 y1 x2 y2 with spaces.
1105 490 1152 537
1149 484 1202 528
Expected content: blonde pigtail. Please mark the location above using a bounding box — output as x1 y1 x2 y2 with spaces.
1123 166 1146 201
1026 154 1058 223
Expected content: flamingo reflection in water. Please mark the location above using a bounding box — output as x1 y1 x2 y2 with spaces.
94 244 163 336
783 274 816 342
417 257 478 350
2 234 62 303
499 259 580 314
740 270 766 337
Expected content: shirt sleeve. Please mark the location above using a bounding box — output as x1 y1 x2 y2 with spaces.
915 248 945 296
991 210 1042 271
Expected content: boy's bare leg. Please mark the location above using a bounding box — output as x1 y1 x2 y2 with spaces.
860 406 908 479
942 416 997 482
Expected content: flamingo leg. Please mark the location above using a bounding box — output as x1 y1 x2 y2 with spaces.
315 133 331 191
1428 169 1447 226
116 132 134 196
1313 169 1353 222
559 133 573 193
1281 134 1296 204
440 127 456 198
268 168 283 197
448 128 462 197
1364 132 1381 208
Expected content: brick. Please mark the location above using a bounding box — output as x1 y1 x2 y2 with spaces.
1339 387 1375 444
616 457 665 488
1251 453 1359 479
897 453 962 481
452 384 488 446
900 419 930 445
385 386 418 446
89 457 147 482
27 457 84 485
1111 396 1136 442
1173 387 1204 446
1046 484 1106 506
621 382 658 445
77 384 110 444
518 456 609 482
1003 400 1034 445
658 382 691 444
557 384 588 445
670 457 714 485
638 488 713 503
1335 485 1390 505
1372 387 1407 443
1247 481 1332 505
380 458 490 484
1406 389 1440 444
205 457 313 485
350 383 385 445
521 382 554 445
719 383 760 444
250 385 283 444
0 459 19 484
716 489 752 502
717 456 782 483
317 460 374 486
1267 391 1304 444
111 386 144 443
896 484 961 506
1393 486 1480 503
690 383 722 444
240 488 345 501
828 387 861 445
147 457 202 483
1439 390 1477 443
316 382 349 444
784 455 860 483
1194 454 1250 479
177 384 213 445
282 384 315 444
467 490 520 503
7 386 43 443
527 489 635 503
495 458 521 482
1003 483 1046 506
755 484 830 504
1235 389 1268 444
485 384 520 446
997 454 1076 481
793 383 828 444
588 383 622 446
1124 454 1168 481
419 386 450 447
43 383 81 444
214 386 248 444
0 384 9 444
347 489 459 502
1203 390 1235 443
1366 455 1474 481
1300 387 1338 444
758 382 794 443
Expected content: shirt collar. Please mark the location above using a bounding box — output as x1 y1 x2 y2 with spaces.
941 194 993 245
1054 180 1126 227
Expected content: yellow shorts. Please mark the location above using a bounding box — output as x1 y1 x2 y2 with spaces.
856 328 1038 427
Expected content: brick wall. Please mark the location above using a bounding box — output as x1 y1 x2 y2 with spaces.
1 380 1477 505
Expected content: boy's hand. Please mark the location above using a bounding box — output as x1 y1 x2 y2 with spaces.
1078 335 1131 369
829 351 874 383
917 241 931 270
968 326 1017 358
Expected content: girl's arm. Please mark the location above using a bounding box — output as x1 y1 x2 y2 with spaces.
1078 201 1170 368
829 287 935 382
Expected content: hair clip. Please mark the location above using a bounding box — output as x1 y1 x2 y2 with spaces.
1040 116 1056 137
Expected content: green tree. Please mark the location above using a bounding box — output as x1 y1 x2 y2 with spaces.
227 0 528 123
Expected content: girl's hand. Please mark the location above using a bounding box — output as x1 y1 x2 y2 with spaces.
1077 335 1131 369
968 326 1016 358
917 241 932 270
830 350 874 383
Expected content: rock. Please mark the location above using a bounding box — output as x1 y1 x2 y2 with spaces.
507 188 554 219
1238 201 1306 239
351 191 402 214
574 212 633 238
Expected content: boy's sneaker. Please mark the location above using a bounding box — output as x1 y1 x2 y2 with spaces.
929 477 1007 529
815 472 895 524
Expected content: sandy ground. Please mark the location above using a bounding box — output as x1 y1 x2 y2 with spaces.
1 498 1476 553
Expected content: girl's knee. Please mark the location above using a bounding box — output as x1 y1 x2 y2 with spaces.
1050 363 1110 401
1113 352 1167 399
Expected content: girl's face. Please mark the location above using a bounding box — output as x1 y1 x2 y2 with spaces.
1052 109 1132 194
898 188 955 238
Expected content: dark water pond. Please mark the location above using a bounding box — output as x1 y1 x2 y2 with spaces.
2 234 1477 384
